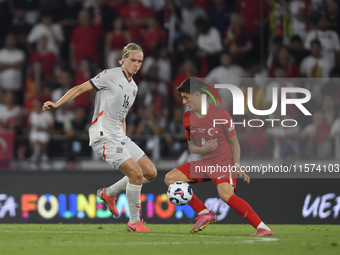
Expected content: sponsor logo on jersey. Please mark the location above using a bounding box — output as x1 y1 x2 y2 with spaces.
119 84 124 90
133 90 136 97
198 128 205 133
95 73 101 80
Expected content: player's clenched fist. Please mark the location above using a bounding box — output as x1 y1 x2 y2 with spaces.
202 138 218 153
42 101 58 111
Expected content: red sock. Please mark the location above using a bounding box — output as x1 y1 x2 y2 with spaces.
227 194 262 229
188 193 207 213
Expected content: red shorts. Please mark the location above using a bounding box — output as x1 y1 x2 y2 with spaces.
177 160 237 188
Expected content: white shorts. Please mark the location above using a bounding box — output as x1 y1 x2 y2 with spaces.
91 138 145 169
29 131 50 143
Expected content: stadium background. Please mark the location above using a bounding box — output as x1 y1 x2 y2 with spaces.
0 0 339 224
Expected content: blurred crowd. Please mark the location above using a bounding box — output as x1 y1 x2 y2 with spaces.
0 0 340 169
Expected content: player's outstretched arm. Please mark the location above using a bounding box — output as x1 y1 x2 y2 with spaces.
42 81 94 111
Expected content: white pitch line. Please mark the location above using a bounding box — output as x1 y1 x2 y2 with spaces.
0 230 278 242
0 239 278 246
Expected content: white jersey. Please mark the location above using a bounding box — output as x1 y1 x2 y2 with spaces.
89 67 138 146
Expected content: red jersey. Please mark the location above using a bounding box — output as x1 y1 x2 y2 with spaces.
183 104 236 162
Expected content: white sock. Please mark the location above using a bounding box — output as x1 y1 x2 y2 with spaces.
106 176 129 197
142 177 151 184
126 182 142 224
257 222 271 231
198 209 210 215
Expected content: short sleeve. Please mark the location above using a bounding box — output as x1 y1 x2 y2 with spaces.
90 70 111 91
222 110 236 138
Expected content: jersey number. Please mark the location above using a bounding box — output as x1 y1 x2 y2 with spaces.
201 138 206 146
123 95 129 109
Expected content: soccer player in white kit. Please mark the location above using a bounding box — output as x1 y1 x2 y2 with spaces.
43 43 157 232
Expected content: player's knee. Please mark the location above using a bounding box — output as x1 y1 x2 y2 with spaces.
145 164 157 181
130 168 143 184
219 191 234 203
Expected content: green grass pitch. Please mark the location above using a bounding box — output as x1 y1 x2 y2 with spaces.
1 224 339 255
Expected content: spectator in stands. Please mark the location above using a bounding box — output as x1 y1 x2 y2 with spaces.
304 15 340 67
173 59 198 107
235 0 270 60
322 94 337 127
301 111 332 158
70 10 103 69
141 17 167 56
51 68 75 132
195 17 223 71
326 0 340 37
321 67 340 105
27 12 64 56
105 17 132 68
9 0 40 25
23 64 51 117
224 11 252 68
28 99 54 170
140 0 165 12
209 0 233 36
289 35 310 67
138 65 168 98
64 106 90 169
119 0 151 42
8 7 32 53
268 46 300 78
135 102 167 156
58 0 83 60
156 0 182 51
90 0 115 33
205 51 244 110
25 61 45 97
331 107 340 136
180 0 207 40
141 44 171 82
290 0 318 40
300 39 334 78
163 107 187 157
268 0 292 42
28 35 58 80
266 36 282 69
0 92 22 132
138 78 169 119
0 34 25 93
73 59 94 109
266 114 301 159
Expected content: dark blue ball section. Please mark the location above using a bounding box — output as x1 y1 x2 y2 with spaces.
187 186 192 196
169 197 180 205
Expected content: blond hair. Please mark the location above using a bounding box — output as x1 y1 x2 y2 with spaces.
119 43 143 65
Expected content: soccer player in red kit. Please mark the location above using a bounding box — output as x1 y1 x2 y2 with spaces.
164 77 273 236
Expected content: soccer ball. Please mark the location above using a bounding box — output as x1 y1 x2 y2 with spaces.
167 181 193 206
